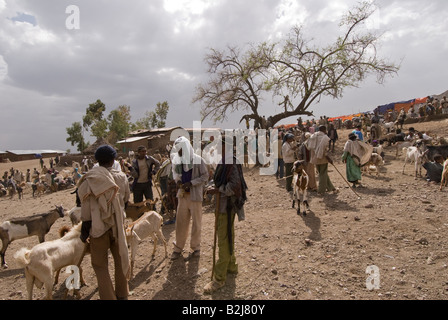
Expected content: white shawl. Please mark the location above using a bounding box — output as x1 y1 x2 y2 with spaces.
306 131 331 163
344 139 374 167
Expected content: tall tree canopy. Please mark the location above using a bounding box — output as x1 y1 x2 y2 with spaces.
107 105 132 144
66 121 89 152
193 1 400 129
83 99 107 139
132 101 170 130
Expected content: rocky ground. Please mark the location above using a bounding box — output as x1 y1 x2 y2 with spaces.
1 119 448 301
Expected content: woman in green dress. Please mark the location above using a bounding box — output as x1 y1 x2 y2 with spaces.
342 133 363 188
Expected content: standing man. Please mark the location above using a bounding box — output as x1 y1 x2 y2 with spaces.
307 126 338 195
327 123 339 152
204 137 248 294
299 133 317 192
441 96 448 115
170 137 209 260
273 133 284 179
282 134 297 193
78 145 131 300
129 145 161 204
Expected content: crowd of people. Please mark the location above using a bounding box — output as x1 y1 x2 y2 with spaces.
0 155 78 198
275 113 446 197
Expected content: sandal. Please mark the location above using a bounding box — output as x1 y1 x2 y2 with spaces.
185 250 200 261
170 251 182 260
203 280 225 295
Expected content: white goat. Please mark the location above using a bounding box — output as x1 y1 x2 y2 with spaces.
363 153 385 177
382 122 395 133
402 146 425 179
125 211 167 279
14 222 87 300
440 159 448 191
395 140 415 158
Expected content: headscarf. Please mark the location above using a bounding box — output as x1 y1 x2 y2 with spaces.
171 136 194 175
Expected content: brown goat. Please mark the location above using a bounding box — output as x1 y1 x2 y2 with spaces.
125 198 159 221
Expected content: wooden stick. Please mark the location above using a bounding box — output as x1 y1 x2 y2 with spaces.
211 192 220 281
330 162 362 199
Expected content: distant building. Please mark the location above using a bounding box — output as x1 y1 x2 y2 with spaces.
0 150 7 162
117 126 222 156
4 150 66 162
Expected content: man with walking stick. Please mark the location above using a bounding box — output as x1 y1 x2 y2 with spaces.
204 137 248 294
307 125 338 195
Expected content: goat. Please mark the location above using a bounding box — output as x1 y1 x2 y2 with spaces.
424 145 448 162
53 225 89 299
0 205 65 268
125 210 167 279
382 122 395 133
291 160 310 216
31 181 47 197
395 140 415 158
402 146 425 179
125 198 159 222
363 153 385 177
14 222 87 300
440 159 448 191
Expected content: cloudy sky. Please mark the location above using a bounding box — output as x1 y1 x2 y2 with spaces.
0 0 447 152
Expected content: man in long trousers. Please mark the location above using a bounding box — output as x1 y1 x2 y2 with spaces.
204 136 248 294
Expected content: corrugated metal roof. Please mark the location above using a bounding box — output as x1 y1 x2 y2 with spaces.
128 126 181 136
6 150 66 155
116 136 151 144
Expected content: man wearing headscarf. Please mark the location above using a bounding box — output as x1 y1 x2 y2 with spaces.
170 136 209 260
78 145 131 300
204 136 248 294
306 126 337 195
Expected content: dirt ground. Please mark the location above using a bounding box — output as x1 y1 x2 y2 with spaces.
1 119 448 301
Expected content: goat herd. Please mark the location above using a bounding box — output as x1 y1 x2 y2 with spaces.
0 185 168 300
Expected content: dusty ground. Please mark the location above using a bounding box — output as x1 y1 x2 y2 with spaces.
1 119 448 301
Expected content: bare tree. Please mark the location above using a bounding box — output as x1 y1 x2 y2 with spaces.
193 45 270 129
194 1 400 129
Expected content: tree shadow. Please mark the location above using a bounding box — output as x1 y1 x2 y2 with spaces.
352 186 397 197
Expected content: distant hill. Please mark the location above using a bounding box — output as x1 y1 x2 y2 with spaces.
434 89 448 99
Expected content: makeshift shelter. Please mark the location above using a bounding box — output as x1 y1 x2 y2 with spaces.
414 97 428 105
394 99 416 113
